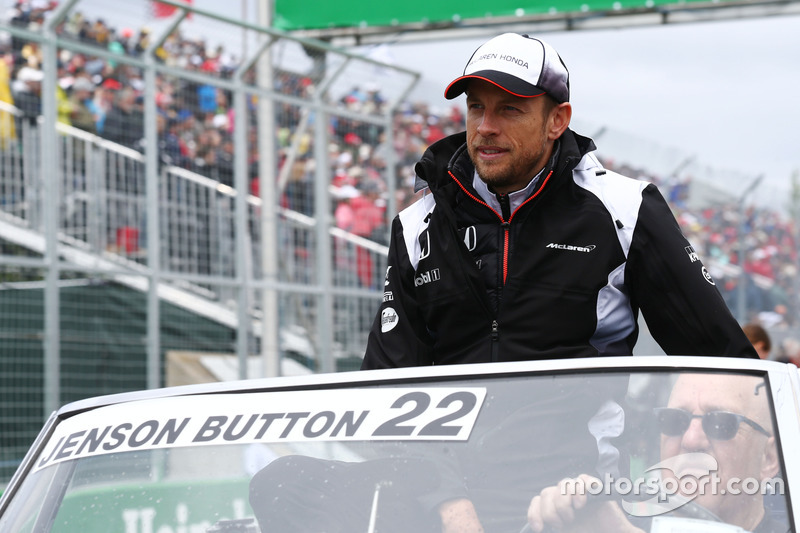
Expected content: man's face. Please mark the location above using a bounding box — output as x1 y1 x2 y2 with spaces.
659 373 777 527
465 80 554 195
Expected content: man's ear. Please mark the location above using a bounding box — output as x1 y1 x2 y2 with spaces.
548 102 572 141
761 436 780 480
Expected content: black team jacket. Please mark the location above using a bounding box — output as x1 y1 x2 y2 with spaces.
362 128 757 368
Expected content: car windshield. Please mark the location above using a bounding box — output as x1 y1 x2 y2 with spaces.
0 368 792 533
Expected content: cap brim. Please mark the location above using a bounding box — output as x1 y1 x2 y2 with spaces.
444 70 546 100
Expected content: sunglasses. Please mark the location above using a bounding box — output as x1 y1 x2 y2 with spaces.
654 407 771 441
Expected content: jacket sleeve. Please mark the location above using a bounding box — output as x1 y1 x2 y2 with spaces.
626 184 757 358
361 214 436 369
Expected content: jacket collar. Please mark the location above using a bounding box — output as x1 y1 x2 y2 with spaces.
413 128 596 196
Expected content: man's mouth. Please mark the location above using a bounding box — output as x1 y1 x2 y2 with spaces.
476 146 507 159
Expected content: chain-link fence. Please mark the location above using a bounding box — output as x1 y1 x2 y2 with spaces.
0 0 418 480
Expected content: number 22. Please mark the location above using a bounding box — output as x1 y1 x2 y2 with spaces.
373 391 477 437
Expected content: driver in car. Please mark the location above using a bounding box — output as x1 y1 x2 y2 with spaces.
526 373 783 533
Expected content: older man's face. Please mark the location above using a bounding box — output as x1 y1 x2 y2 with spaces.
659 373 778 528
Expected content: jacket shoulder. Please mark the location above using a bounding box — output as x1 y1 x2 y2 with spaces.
397 192 437 271
572 152 651 255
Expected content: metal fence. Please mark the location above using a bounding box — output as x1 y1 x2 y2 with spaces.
0 0 418 479
2 0 798 486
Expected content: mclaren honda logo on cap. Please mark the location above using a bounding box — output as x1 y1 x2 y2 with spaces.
444 33 570 103
468 53 529 70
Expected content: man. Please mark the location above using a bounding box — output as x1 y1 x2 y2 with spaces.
361 32 756 531
68 76 98 134
102 86 144 149
362 32 755 369
526 373 783 532
12 65 43 126
743 323 772 360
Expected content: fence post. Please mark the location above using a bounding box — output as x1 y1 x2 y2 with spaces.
41 1 76 415
143 26 167 389
256 8 281 378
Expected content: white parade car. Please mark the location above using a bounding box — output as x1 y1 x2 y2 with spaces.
0 355 797 533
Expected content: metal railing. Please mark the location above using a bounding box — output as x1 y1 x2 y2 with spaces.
0 0 418 429
0 107 390 359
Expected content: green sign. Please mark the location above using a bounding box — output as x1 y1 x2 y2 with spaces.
51 478 252 533
274 0 726 31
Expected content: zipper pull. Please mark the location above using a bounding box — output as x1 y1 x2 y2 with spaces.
497 193 511 221
491 320 499 341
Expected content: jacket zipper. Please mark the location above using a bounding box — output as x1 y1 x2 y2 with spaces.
448 169 554 285
491 319 500 361
447 169 554 361
497 194 511 285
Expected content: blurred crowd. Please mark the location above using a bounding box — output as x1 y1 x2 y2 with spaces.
602 160 800 362
2 1 800 361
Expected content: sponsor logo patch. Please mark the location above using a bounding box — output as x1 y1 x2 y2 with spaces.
463 226 477 251
383 291 394 302
546 243 596 253
685 246 700 263
381 307 399 332
419 230 431 261
702 266 715 285
414 268 441 287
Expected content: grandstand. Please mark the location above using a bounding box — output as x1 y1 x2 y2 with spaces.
0 0 798 483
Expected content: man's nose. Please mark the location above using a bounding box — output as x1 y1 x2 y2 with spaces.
476 110 500 137
680 417 710 451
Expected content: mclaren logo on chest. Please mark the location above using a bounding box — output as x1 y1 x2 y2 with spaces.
546 243 597 253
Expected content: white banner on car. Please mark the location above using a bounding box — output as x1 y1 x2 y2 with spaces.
34 387 486 471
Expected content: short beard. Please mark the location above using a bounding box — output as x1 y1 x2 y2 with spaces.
470 139 548 193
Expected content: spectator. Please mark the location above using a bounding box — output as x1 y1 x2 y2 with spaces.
0 52 16 147
350 180 386 244
214 134 234 187
742 322 772 360
102 86 143 148
55 63 73 126
333 185 359 232
11 64 42 124
91 84 113 134
68 76 97 133
776 337 800 366
157 114 184 167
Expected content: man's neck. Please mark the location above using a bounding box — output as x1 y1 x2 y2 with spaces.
474 168 544 217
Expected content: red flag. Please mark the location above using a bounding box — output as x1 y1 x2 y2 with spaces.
151 0 193 18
